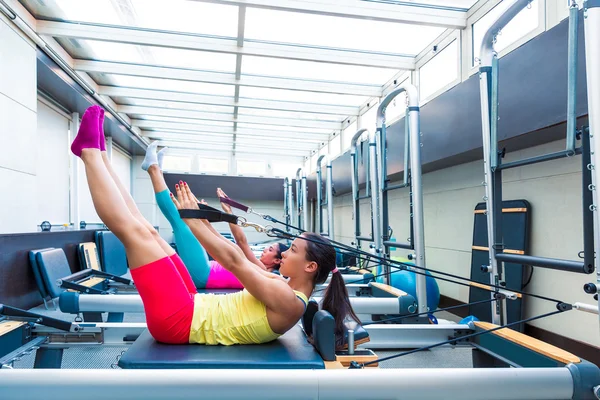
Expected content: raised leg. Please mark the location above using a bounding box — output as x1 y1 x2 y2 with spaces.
146 161 212 288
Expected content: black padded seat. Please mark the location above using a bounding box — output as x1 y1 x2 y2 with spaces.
118 324 324 370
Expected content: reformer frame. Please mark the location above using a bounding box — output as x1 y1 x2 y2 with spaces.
478 0 598 326
295 168 308 231
367 84 429 315
316 155 334 238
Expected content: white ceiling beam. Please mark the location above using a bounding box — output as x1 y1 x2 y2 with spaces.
74 60 381 96
190 0 467 28
153 135 317 151
37 21 415 70
133 119 331 138
98 86 359 115
158 141 311 157
142 130 324 144
118 105 342 130
115 97 343 122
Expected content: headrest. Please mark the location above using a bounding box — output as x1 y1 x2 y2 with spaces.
78 242 101 271
35 248 72 299
29 248 55 300
95 231 128 276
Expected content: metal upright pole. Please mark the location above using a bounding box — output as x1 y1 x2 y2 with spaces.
287 178 294 232
326 157 335 239
478 0 530 325
566 1 579 155
368 129 384 280
302 170 308 231
317 155 326 234
283 178 290 233
584 0 600 325
405 86 427 315
351 129 368 244
296 168 303 230
375 85 426 308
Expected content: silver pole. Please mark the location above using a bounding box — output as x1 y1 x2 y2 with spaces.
584 1 600 327
295 168 303 230
302 170 308 231
376 85 425 301
317 155 326 234
368 129 384 279
287 178 294 231
351 129 368 243
283 178 290 232
326 158 334 239
406 91 427 315
0 368 575 400
478 0 531 325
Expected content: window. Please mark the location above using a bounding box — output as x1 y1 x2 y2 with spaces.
419 40 459 102
329 134 342 158
242 56 396 86
342 120 358 151
310 152 319 173
245 8 444 55
237 159 266 176
271 161 302 178
360 102 379 132
198 158 229 174
472 0 540 66
162 155 192 172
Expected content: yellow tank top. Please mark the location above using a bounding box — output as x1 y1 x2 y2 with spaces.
188 289 308 345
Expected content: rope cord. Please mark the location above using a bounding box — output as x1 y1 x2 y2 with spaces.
362 297 498 326
274 230 566 305
354 309 566 368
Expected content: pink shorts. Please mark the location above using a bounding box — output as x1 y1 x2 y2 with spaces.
206 261 244 289
130 255 196 344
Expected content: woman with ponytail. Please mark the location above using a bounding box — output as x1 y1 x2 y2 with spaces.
295 233 361 348
71 105 357 347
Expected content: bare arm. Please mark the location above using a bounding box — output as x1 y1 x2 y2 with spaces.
171 191 279 280
175 184 297 313
217 188 266 270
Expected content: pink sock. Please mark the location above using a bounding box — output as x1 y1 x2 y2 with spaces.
170 254 197 295
98 108 106 152
71 105 102 157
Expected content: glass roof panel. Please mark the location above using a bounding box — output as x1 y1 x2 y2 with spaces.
241 56 396 86
128 0 239 37
245 8 445 55
237 107 344 122
239 87 368 107
406 0 478 8
34 0 238 37
112 96 233 114
69 40 236 73
134 115 233 128
145 47 237 72
107 75 234 96
116 98 234 114
237 122 332 134
50 0 121 25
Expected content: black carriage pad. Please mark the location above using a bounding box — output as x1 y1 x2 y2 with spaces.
118 324 325 369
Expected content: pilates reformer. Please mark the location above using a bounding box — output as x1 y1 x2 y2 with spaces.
3 3 600 400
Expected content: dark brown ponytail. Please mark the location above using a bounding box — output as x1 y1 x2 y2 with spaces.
303 233 360 346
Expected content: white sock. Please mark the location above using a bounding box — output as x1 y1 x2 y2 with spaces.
141 141 160 171
157 147 168 170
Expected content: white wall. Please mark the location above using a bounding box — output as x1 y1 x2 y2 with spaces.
36 100 70 225
333 138 599 347
0 17 38 233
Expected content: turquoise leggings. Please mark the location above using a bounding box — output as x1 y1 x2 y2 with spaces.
155 189 211 288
